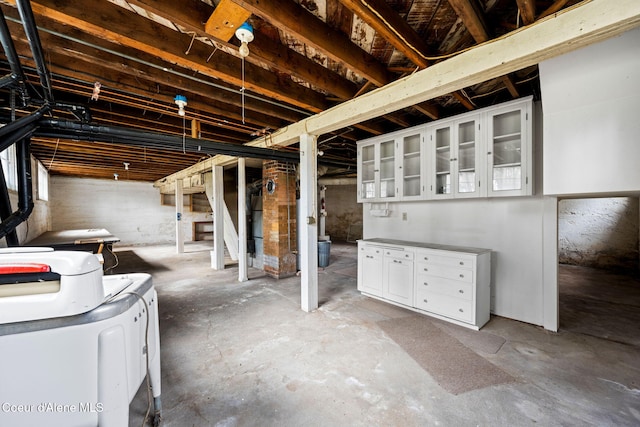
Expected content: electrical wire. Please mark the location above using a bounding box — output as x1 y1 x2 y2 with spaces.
48 138 59 168
241 56 246 124
103 245 119 274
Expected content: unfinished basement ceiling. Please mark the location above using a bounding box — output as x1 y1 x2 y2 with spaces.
0 0 583 182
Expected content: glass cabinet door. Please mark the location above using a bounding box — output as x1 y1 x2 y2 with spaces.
491 110 522 191
379 139 396 199
434 126 451 196
486 100 534 197
456 119 478 195
402 133 422 198
360 144 376 200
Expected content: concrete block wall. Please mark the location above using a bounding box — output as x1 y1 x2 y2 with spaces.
262 160 297 278
50 176 210 245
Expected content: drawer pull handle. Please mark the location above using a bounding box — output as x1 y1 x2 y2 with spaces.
423 282 428 286
459 289 464 294
366 255 373 259
424 257 428 261
405 254 409 258
459 274 464 278
423 299 428 303
423 268 428 272
459 261 464 266
459 308 464 313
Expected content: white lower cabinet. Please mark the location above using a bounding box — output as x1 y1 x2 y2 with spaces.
357 244 384 296
382 248 414 306
358 239 491 330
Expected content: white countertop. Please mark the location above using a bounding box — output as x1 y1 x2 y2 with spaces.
359 238 491 255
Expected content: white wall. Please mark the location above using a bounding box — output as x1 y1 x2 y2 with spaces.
540 27 640 196
50 176 211 245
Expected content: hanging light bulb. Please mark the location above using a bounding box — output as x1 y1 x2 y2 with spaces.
174 94 187 117
235 22 254 58
238 41 250 58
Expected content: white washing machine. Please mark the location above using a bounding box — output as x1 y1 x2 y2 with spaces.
0 248 162 426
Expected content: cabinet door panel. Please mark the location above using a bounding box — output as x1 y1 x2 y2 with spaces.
487 99 532 197
383 258 414 306
359 249 383 296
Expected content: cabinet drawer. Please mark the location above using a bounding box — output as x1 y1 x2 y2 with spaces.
415 289 473 323
383 248 414 261
360 245 383 258
416 275 473 301
415 252 474 269
416 263 473 283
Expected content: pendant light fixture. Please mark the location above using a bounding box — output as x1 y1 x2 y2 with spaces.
235 22 254 124
235 22 254 58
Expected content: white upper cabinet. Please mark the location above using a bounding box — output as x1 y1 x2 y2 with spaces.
486 97 533 197
357 137 398 202
398 128 426 201
428 115 484 199
357 96 533 203
357 126 426 202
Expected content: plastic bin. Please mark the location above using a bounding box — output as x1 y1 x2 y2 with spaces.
318 240 331 267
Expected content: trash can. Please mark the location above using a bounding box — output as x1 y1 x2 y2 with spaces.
318 240 331 267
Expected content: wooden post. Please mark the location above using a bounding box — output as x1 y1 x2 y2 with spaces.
299 133 318 312
211 165 225 269
175 178 184 254
238 158 248 281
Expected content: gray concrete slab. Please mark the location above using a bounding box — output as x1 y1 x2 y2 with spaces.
122 242 640 426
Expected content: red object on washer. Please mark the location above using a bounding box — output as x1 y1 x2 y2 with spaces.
0 263 51 274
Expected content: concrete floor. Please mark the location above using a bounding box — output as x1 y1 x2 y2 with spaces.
119 242 640 427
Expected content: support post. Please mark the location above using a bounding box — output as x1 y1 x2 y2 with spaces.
175 179 184 254
299 133 318 312
238 158 248 282
543 196 559 331
211 165 225 269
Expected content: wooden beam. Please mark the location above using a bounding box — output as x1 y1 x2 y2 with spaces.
126 0 359 100
230 0 392 87
446 0 490 42
339 0 430 68
2 0 329 112
204 0 252 42
539 0 571 20
447 0 519 100
516 0 537 25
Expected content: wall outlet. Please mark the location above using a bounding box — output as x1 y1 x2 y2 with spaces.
402 212 407 221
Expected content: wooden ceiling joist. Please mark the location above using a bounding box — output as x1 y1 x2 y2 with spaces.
1 0 330 113
230 0 393 87
204 0 252 42
125 0 360 101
